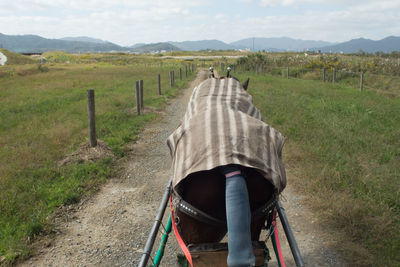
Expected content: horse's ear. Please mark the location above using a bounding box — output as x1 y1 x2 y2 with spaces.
242 78 250 90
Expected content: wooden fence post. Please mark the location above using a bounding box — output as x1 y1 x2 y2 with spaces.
135 81 140 115
140 80 144 109
180 68 182 80
185 65 188 78
170 71 173 87
332 68 336 83
287 66 289 79
323 68 326 82
87 89 97 147
360 71 364 92
158 74 161 95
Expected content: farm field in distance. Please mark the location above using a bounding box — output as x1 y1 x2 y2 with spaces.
0 49 399 266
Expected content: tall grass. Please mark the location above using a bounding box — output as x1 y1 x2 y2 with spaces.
234 71 399 266
0 57 195 264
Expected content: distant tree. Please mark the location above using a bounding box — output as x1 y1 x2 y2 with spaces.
375 51 388 58
390 51 400 58
357 49 366 56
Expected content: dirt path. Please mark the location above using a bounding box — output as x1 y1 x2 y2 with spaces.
20 70 346 267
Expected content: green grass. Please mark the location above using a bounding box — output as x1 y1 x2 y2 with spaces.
0 57 196 265
234 71 400 266
0 159 111 262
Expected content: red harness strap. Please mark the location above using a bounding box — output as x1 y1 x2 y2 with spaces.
170 196 193 267
273 210 286 267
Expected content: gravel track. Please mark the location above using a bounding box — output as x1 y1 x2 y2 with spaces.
19 70 346 267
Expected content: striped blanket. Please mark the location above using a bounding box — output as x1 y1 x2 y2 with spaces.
167 77 287 193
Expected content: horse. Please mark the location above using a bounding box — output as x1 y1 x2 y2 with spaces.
167 71 286 266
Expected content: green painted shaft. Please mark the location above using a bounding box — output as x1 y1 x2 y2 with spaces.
152 214 172 266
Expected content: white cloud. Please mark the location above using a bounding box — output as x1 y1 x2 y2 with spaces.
259 0 297 7
215 13 227 20
0 0 399 45
258 0 369 7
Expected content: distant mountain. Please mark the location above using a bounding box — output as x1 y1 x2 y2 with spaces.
0 33 127 53
317 36 400 53
60 36 109 44
131 42 181 53
1 32 399 54
130 43 146 49
168 40 236 51
230 37 334 51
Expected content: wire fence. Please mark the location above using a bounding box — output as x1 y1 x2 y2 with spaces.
213 61 400 97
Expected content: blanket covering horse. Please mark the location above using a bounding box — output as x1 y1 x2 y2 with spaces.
167 77 286 193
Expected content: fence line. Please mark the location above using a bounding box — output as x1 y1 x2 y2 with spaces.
140 80 144 109
130 66 197 116
158 74 161 95
135 81 141 115
87 89 97 147
233 63 399 94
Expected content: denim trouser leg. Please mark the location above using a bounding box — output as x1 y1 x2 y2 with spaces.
220 165 255 267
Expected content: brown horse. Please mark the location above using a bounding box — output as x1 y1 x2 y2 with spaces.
167 75 286 249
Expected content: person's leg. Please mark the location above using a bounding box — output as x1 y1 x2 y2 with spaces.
220 164 255 267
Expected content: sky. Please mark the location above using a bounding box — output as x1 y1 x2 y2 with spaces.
0 0 399 46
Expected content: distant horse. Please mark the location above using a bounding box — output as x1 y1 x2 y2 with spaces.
167 73 286 263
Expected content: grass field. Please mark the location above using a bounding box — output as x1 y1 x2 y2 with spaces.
1 50 399 266
233 70 399 266
0 52 196 264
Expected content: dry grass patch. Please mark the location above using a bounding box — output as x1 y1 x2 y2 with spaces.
58 140 116 167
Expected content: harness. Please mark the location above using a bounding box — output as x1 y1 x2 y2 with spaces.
172 190 277 228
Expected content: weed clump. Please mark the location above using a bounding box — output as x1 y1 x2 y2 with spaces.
57 140 115 167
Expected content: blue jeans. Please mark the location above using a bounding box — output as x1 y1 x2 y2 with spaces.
219 164 255 267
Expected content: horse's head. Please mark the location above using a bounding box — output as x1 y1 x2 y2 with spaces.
209 66 250 91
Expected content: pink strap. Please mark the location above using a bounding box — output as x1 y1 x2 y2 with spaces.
170 196 193 267
273 210 286 267
225 170 241 178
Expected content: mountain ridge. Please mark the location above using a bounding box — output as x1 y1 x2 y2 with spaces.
60 36 110 44
316 36 400 53
230 37 335 51
0 33 399 54
168 40 236 51
0 33 126 53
